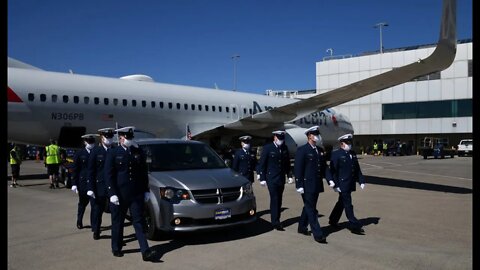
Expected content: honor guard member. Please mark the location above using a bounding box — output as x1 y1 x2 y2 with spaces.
87 127 115 240
327 133 366 235
105 126 156 261
44 139 61 189
257 130 291 231
232 135 257 183
9 143 22 188
71 134 98 229
294 126 330 244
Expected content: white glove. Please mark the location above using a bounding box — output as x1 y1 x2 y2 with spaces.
259 181 267 186
335 187 341 192
110 195 120 205
360 183 365 189
328 181 335 188
87 190 96 199
296 187 304 194
144 192 151 202
287 177 294 184
71 185 78 193
256 174 261 180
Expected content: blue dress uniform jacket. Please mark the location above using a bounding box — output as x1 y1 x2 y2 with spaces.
232 148 257 183
87 145 110 197
294 143 330 193
72 148 91 194
328 149 365 192
105 145 149 201
257 142 291 185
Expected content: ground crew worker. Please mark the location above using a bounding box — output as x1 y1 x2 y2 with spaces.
257 130 291 231
373 141 378 156
294 126 330 244
383 142 388 156
44 139 61 189
232 135 257 183
105 126 156 261
9 143 22 188
327 133 366 235
71 134 98 229
87 128 115 240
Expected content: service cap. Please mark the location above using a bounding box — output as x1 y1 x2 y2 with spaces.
98 127 115 138
239 135 252 142
115 126 135 139
304 126 320 136
272 130 286 139
338 133 353 142
81 134 99 143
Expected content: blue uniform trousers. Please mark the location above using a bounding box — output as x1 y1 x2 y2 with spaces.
90 196 107 234
299 192 325 238
267 183 285 226
110 194 149 253
329 192 362 229
77 193 91 226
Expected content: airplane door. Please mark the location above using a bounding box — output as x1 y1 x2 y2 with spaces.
230 104 239 120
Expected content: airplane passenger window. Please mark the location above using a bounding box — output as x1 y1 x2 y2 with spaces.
74 96 79 104
151 101 156 108
226 107 230 113
205 105 209 111
28 93 34 101
63 95 69 103
219 106 222 112
212 106 216 112
232 107 236 113
113 99 118 106
249 108 252 114
191 104 195 110
94 97 99 105
40 94 46 102
184 104 188 110
168 102 172 109
132 100 137 107
123 99 128 106
198 105 202 111
159 101 164 108
84 97 90 104
176 103 181 110
52 95 58 103
142 100 147 107
243 108 247 114
104 98 109 105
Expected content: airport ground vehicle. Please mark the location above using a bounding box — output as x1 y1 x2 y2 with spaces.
418 137 455 159
457 139 473 156
138 139 257 240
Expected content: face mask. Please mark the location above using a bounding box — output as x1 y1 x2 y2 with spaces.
313 135 320 142
102 137 113 146
123 139 133 148
275 139 284 146
242 143 250 150
86 143 95 150
342 143 351 151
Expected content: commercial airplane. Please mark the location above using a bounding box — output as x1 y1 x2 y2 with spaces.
8 0 456 155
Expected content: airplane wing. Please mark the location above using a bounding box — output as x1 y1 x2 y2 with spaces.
194 0 456 140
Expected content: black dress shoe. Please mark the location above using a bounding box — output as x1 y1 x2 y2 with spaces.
112 250 123 257
142 249 156 262
297 228 311 236
273 224 285 231
93 232 100 240
350 227 365 235
314 236 328 244
76 222 83 229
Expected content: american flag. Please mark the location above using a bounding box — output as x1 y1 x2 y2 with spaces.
101 114 114 121
186 124 192 140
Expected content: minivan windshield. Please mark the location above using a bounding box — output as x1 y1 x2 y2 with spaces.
142 143 227 171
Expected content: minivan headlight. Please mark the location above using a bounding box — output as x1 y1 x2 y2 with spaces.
241 183 253 195
160 187 190 201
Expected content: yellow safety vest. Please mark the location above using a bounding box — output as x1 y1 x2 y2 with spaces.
10 149 21 165
45 144 60 164
373 143 378 150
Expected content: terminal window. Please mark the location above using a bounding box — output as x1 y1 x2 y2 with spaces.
382 99 472 119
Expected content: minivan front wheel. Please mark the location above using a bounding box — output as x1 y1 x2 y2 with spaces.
144 205 161 240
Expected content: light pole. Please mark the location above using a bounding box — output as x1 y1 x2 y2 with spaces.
231 54 240 91
326 48 333 56
374 22 388 53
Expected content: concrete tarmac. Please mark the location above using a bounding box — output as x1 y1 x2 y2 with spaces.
7 155 472 270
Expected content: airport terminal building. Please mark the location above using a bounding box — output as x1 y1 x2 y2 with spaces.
268 39 472 153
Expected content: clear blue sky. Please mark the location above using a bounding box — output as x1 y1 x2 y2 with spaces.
8 0 472 94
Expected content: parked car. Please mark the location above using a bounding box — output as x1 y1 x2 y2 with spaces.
137 139 257 240
457 139 473 157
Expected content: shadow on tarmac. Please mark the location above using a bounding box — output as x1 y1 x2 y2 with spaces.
366 176 472 194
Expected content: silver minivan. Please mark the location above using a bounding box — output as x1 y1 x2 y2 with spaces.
138 139 257 240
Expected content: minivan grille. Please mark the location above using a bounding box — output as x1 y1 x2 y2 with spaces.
191 187 241 204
